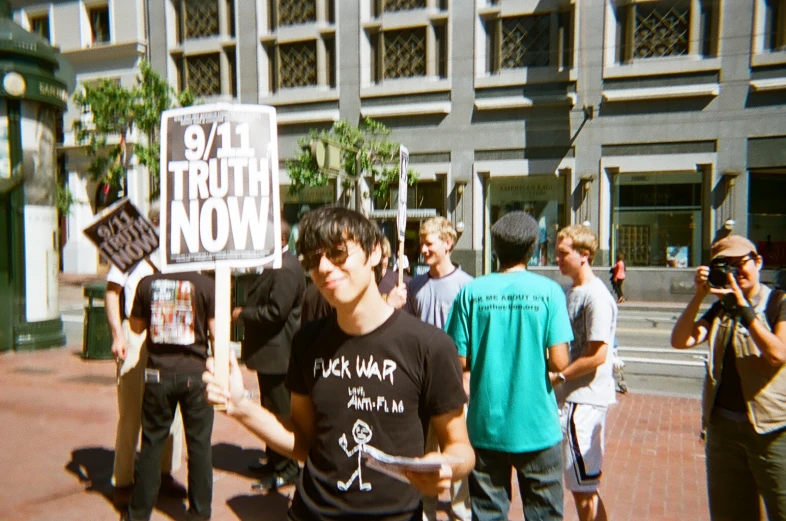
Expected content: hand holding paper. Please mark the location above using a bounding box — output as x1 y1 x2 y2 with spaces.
361 445 462 497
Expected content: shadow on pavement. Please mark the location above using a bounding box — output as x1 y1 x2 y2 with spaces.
212 442 267 479
65 447 192 520
65 446 114 501
227 492 291 521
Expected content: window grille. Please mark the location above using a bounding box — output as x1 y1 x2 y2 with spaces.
182 0 220 39
631 2 690 58
382 0 426 13
278 0 317 26
184 54 221 97
279 41 318 88
383 28 427 79
499 15 551 68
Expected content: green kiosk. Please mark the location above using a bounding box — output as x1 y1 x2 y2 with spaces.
0 5 74 352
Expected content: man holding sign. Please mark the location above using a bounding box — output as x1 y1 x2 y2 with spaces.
204 207 474 520
104 202 186 508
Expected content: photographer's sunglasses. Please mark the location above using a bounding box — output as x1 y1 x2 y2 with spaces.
299 246 361 271
714 255 754 270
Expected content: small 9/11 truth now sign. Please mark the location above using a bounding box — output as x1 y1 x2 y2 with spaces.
83 198 159 274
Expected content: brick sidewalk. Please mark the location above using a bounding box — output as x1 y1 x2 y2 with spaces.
0 341 710 521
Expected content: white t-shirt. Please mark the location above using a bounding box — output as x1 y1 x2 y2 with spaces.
106 252 161 319
560 276 618 406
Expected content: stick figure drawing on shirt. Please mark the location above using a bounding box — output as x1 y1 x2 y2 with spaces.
337 419 374 491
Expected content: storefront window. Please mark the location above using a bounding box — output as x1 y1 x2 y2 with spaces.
749 171 786 266
485 176 566 271
612 172 702 267
280 182 335 255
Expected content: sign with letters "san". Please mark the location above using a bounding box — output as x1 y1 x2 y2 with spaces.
83 198 159 274
160 104 282 272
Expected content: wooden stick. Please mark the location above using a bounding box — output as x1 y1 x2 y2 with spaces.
398 238 405 287
213 264 231 410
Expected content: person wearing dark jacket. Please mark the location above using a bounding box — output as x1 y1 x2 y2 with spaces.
232 219 306 490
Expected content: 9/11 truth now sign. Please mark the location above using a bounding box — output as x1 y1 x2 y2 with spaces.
159 104 282 273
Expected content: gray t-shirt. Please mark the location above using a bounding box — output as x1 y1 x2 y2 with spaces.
560 276 618 406
406 267 473 329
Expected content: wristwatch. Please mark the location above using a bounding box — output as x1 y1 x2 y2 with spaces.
556 372 567 384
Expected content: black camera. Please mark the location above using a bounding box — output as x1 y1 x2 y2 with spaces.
708 261 739 289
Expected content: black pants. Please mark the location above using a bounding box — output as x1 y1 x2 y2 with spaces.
129 372 214 521
612 279 624 300
257 372 299 477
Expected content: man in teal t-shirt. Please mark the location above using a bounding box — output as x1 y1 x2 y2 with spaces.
445 211 572 521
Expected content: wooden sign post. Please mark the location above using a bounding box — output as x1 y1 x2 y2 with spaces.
397 145 409 286
159 103 282 398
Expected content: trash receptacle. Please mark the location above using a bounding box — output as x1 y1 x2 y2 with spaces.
82 282 113 360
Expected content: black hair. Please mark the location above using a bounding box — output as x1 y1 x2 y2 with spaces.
491 211 539 268
296 206 382 261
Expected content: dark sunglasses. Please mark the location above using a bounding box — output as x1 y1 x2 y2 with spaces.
299 246 359 271
713 254 754 270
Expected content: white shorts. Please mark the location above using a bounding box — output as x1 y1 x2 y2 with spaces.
560 402 607 493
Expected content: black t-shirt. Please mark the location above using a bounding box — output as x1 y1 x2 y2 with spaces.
701 290 786 412
286 310 467 521
132 271 215 374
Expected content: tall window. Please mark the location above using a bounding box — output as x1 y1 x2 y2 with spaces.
373 0 427 15
765 0 786 52
749 171 786 265
30 14 50 42
271 0 316 28
89 5 110 44
267 37 335 92
177 53 223 97
369 24 447 83
611 172 703 267
615 0 719 63
484 10 573 72
177 0 220 41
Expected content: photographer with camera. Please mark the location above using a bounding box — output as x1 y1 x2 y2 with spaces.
671 235 786 521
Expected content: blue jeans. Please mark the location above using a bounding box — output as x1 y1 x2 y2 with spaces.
705 413 786 521
469 443 563 521
128 372 214 521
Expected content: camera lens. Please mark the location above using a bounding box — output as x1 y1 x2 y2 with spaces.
708 264 738 288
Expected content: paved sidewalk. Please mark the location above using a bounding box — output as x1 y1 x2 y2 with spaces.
0 346 711 521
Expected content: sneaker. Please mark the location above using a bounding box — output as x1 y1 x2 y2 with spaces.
159 473 188 498
251 471 298 491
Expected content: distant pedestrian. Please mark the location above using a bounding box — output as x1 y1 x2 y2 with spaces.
125 269 216 521
671 235 786 521
610 252 626 303
105 202 185 508
555 225 618 521
446 211 571 521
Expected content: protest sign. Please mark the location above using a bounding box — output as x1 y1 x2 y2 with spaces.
159 103 281 273
83 198 158 274
397 145 409 286
160 103 282 399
